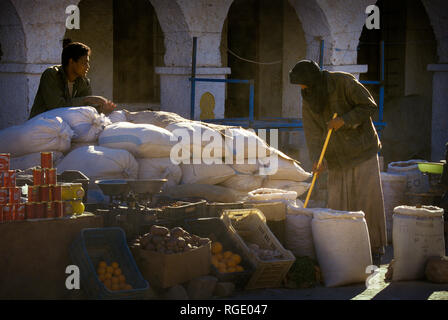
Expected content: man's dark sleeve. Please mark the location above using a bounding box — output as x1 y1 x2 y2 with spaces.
302 102 325 164
341 77 378 128
71 78 92 106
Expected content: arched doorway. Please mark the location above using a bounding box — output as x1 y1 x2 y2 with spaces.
222 0 306 119
0 0 27 129
357 0 437 165
64 0 165 111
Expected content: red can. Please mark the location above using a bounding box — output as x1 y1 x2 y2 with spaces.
0 205 3 222
3 203 14 221
0 153 10 171
41 152 53 169
8 187 21 203
35 202 45 219
33 168 44 186
54 201 64 218
15 203 25 221
3 170 16 188
28 185 40 202
0 171 4 187
51 185 62 201
0 188 8 205
39 185 50 202
25 202 35 219
45 168 57 185
45 202 55 218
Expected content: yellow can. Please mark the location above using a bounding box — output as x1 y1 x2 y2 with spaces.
71 183 85 200
61 183 73 200
71 199 85 215
63 200 74 215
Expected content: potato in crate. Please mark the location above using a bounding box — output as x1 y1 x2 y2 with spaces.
69 227 149 299
221 209 296 290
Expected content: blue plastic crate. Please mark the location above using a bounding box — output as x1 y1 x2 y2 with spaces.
69 227 149 299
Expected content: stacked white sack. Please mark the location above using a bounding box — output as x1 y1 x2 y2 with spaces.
98 122 177 158
57 145 138 181
10 152 64 170
33 106 110 143
137 158 182 190
0 117 73 157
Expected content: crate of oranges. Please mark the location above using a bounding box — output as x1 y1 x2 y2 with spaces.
184 217 255 288
69 227 149 299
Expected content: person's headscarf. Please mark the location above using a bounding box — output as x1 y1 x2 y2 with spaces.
289 60 329 114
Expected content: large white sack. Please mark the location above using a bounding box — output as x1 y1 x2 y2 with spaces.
163 184 245 203
107 110 127 123
248 188 297 202
392 205 445 281
137 158 182 189
181 163 235 185
263 179 311 197
230 163 260 174
285 207 316 259
34 106 110 143
387 159 430 195
56 145 139 182
381 172 407 244
260 150 312 181
224 127 272 159
219 174 265 192
312 209 372 287
98 122 177 158
10 151 64 170
69 141 98 153
0 117 73 157
166 121 227 159
124 109 187 128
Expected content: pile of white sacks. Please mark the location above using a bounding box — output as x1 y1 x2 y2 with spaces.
0 107 312 203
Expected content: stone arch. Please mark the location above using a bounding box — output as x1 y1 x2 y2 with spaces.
0 0 28 128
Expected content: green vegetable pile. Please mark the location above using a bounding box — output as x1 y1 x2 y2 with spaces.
286 256 322 289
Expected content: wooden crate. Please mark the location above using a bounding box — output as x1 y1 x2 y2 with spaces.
221 209 295 290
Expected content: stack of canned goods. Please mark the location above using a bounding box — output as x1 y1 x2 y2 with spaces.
26 152 64 219
0 153 25 222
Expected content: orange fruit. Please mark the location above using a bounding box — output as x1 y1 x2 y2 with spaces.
218 266 227 273
228 266 236 273
106 266 114 274
111 283 120 291
223 251 233 259
113 268 122 276
98 261 107 269
103 279 112 289
111 276 120 285
118 275 126 284
104 273 112 280
124 284 133 290
231 254 242 264
211 256 219 266
98 274 106 282
236 265 244 272
97 267 106 275
111 262 119 269
215 253 223 261
226 260 237 268
211 242 223 254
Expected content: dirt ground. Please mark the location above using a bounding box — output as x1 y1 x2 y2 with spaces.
227 245 448 300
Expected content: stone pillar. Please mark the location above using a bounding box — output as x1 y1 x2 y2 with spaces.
155 67 231 120
323 64 368 80
427 64 448 161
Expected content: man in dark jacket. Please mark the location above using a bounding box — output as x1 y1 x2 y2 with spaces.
290 60 387 264
29 41 116 119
